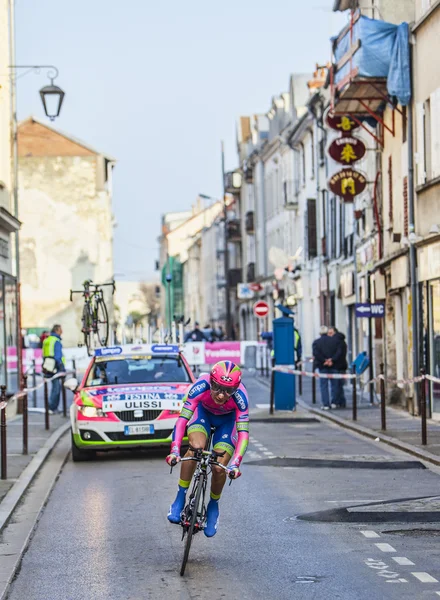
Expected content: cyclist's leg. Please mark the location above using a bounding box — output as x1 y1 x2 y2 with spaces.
204 413 236 537
168 406 210 524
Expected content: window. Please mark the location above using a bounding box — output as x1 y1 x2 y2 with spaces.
310 132 315 180
87 356 191 386
307 198 317 259
402 106 407 144
300 144 306 186
330 197 337 259
4 278 17 390
388 156 393 225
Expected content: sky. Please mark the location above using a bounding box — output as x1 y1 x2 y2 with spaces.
15 0 346 282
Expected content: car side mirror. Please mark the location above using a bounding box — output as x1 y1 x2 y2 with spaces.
64 377 79 392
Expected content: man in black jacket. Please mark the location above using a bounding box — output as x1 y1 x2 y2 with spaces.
328 326 348 408
312 326 343 410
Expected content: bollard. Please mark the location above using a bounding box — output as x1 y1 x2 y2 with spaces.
1 386 7 480
269 369 275 415
265 349 269 378
420 368 427 446
62 374 67 418
352 364 357 421
298 363 303 397
380 363 386 431
72 358 77 380
32 359 37 408
44 379 50 430
259 347 264 378
23 375 28 455
312 371 316 405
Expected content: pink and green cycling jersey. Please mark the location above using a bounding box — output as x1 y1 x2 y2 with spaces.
170 373 249 467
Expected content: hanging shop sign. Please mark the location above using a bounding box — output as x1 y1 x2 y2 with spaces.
326 113 359 133
328 136 366 165
329 168 367 202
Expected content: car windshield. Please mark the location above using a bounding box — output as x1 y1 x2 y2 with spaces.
86 356 191 386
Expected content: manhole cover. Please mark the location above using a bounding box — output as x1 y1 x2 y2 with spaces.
245 457 425 470
383 529 440 537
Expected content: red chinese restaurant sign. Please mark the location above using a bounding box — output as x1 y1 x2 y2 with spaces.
329 168 367 203
326 113 359 133
328 136 366 165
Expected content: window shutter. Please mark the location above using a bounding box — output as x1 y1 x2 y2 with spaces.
307 198 317 259
430 88 440 179
416 102 426 186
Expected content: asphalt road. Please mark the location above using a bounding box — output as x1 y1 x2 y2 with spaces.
7 374 440 600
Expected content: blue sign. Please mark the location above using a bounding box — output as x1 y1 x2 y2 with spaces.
355 303 385 318
151 344 179 354
95 346 123 357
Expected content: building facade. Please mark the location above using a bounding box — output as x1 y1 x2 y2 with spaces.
18 118 116 348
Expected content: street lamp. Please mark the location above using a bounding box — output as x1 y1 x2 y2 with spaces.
9 65 65 120
39 80 65 121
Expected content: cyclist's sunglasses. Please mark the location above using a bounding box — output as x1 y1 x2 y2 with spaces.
211 380 239 396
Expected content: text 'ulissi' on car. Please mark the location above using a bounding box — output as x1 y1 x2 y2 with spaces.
65 344 195 461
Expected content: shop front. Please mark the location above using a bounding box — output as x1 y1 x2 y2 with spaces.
419 242 440 416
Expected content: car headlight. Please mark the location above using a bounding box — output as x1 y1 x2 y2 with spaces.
78 406 105 418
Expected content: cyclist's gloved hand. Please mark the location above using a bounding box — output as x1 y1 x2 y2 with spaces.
166 453 181 466
227 465 241 479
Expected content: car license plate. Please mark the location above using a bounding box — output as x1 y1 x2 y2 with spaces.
124 424 154 436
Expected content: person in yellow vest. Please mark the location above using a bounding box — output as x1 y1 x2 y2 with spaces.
42 324 66 413
269 327 302 367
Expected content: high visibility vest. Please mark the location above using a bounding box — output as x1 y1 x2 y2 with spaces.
42 335 66 364
270 331 300 359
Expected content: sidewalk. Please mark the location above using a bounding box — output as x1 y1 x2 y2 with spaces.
0 410 70 524
256 371 440 466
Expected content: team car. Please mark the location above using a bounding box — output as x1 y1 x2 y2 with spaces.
65 344 195 461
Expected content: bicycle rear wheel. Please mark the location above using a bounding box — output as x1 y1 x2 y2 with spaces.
94 299 109 347
180 472 205 576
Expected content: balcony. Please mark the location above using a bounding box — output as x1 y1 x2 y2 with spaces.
330 12 410 145
226 219 242 242
245 211 254 234
228 268 242 288
246 262 255 283
224 171 242 194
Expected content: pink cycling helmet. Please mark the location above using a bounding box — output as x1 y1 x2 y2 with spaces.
210 361 242 394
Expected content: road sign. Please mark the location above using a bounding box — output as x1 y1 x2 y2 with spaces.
253 300 270 319
237 283 254 300
355 303 385 318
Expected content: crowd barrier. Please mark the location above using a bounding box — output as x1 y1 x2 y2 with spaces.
272 362 440 447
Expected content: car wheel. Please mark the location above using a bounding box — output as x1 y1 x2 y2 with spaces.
71 432 96 462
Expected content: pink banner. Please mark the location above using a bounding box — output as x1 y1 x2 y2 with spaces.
6 348 43 373
204 342 241 364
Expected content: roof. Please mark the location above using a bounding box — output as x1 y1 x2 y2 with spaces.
94 344 182 358
18 116 116 161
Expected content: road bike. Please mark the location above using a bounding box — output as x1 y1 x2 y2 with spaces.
70 280 115 354
170 430 233 576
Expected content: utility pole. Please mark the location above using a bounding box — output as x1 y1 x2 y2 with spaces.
221 141 232 339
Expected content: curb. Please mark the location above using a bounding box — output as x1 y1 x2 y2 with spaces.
0 422 70 533
297 399 440 468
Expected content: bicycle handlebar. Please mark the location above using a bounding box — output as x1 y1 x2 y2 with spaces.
69 281 116 301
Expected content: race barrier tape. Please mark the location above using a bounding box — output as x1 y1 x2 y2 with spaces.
0 370 76 406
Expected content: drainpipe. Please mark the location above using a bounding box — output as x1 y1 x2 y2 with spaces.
407 39 419 394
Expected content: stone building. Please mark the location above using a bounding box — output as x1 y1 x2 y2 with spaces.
18 117 116 347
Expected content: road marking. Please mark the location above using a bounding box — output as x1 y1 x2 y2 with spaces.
375 543 397 553
361 530 380 538
263 451 274 456
393 557 415 566
254 443 264 448
256 403 270 409
411 572 439 583
435 592 440 596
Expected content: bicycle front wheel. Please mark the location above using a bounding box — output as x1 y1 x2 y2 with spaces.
95 299 109 347
180 472 205 576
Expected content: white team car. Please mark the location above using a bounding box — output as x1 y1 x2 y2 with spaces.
66 344 195 461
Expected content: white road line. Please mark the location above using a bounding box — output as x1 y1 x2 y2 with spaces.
393 557 415 566
411 572 439 583
361 531 380 539
375 543 397 553
263 451 274 456
256 403 270 409
435 591 440 596
254 443 264 448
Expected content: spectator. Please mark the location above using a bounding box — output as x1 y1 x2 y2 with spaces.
39 330 50 348
184 322 209 343
294 326 302 367
312 325 342 410
328 326 348 408
42 324 66 413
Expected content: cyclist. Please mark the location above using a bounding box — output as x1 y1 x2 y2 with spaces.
166 360 249 537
